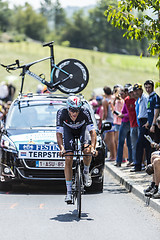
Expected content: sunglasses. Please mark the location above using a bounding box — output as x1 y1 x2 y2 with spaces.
69 107 80 113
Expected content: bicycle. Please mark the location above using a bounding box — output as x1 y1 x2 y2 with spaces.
64 137 92 219
1 41 89 94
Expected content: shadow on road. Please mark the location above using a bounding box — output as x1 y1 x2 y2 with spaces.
103 181 129 194
50 210 94 222
0 182 66 195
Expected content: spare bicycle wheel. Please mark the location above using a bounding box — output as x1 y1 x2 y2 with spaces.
52 58 89 94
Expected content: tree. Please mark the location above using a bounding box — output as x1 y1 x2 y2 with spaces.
104 0 160 79
61 9 92 49
54 0 66 32
0 0 12 32
88 0 148 54
13 3 48 41
40 0 66 32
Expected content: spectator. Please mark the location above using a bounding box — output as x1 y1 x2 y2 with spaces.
112 85 124 156
6 82 16 101
130 83 151 172
123 84 132 162
36 84 43 94
90 98 98 114
96 95 103 130
42 86 51 94
102 86 116 160
114 87 132 167
125 86 139 166
0 101 5 131
143 80 160 139
0 82 9 102
144 116 160 199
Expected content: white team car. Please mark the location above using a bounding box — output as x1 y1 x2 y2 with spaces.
0 93 106 192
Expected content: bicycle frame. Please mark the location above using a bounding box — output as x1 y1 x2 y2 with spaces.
1 40 89 95
64 138 92 218
20 41 71 94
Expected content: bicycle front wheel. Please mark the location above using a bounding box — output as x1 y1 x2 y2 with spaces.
52 59 89 94
76 164 82 218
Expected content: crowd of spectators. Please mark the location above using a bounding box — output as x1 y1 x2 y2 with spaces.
90 80 160 199
0 81 16 131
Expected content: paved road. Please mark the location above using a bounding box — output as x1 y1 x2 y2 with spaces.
0 170 160 240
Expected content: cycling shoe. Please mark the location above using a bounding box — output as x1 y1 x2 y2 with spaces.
65 194 72 204
83 172 92 187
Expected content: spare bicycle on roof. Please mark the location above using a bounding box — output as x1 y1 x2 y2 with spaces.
1 41 89 95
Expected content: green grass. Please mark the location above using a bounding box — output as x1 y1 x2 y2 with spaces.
0 42 159 100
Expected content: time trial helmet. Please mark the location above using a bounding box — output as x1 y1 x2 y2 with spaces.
67 95 82 112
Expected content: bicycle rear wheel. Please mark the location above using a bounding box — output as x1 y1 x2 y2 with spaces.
76 164 82 218
52 59 89 94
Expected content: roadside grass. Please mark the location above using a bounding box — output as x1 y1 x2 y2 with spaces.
0 41 159 99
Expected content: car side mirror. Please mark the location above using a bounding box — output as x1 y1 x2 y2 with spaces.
100 121 112 134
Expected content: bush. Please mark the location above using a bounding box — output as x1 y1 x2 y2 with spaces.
61 41 70 47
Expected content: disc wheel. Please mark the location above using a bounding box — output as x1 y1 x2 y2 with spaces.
52 58 89 94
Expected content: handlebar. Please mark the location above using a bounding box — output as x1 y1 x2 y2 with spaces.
1 59 22 72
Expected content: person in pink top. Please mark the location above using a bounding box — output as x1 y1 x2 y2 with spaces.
115 87 132 167
112 86 124 156
96 95 104 130
125 86 139 166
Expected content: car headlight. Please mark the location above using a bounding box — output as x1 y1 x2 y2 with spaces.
1 135 17 153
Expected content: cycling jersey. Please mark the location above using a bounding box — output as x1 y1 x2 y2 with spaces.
56 107 95 152
56 107 95 133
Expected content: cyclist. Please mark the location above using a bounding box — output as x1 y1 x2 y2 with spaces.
56 95 97 203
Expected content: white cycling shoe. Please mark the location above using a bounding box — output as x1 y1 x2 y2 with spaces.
83 172 92 187
65 194 72 204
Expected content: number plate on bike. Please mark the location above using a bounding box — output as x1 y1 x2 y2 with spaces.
36 161 65 168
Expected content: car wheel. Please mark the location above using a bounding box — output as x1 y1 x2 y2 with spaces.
92 180 103 193
0 181 12 192
86 179 104 193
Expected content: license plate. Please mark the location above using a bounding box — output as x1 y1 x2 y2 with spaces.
36 161 65 168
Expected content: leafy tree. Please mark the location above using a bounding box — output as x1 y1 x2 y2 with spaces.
54 0 66 32
40 0 66 31
88 0 148 54
0 0 12 32
104 0 160 79
13 3 48 41
61 9 92 49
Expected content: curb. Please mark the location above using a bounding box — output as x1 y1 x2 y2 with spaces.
105 162 160 214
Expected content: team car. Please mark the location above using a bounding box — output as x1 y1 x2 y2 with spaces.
0 93 106 192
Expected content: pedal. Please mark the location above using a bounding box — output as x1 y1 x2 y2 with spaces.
66 200 73 205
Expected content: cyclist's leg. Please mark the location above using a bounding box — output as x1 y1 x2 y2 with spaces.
63 126 74 201
80 126 92 166
80 126 92 186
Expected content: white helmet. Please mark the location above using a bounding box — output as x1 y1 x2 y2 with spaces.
67 96 82 112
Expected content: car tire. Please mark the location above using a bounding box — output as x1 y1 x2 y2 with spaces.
0 181 12 192
86 179 104 193
92 181 103 193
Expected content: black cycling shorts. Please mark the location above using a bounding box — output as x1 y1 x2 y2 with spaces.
63 124 91 152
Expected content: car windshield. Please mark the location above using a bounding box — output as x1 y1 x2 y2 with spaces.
5 99 98 130
6 103 65 129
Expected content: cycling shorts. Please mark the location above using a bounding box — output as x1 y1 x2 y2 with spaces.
63 124 91 152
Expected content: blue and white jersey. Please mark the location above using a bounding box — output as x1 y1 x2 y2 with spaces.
147 91 160 126
137 93 148 119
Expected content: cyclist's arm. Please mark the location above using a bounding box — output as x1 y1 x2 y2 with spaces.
90 129 97 149
56 132 65 153
56 108 65 155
